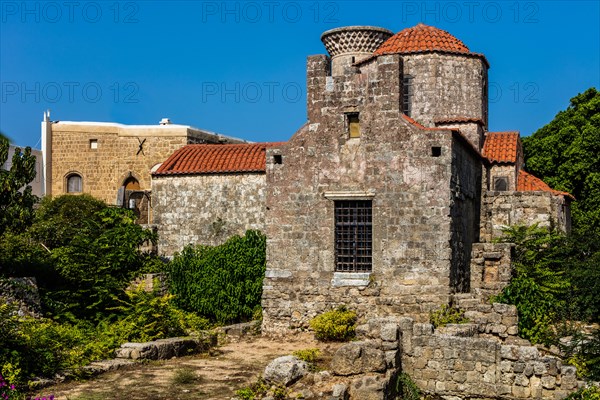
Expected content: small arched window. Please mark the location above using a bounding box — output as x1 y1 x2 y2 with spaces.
66 173 82 193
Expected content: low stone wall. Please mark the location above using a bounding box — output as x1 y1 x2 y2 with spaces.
295 316 589 399
115 333 217 360
453 295 519 341
403 319 584 399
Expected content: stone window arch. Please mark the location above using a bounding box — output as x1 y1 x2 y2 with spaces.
65 172 83 193
123 176 140 190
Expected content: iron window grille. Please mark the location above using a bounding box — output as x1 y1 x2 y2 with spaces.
335 200 372 272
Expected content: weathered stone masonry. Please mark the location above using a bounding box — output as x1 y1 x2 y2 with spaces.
152 173 266 254
262 48 484 332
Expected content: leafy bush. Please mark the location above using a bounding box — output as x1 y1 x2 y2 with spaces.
28 196 159 322
0 137 38 236
493 224 600 379
309 305 356 341
106 286 210 343
293 348 321 372
292 348 320 364
429 304 469 329
0 371 20 400
1 297 98 386
565 385 600 400
492 225 570 345
396 372 421 400
235 376 269 400
493 276 556 344
1 288 209 388
169 230 266 324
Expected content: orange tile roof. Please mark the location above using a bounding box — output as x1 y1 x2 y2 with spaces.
518 170 574 199
482 131 520 164
374 23 471 55
153 143 284 176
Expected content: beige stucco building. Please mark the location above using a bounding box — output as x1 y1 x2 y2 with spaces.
41 113 244 222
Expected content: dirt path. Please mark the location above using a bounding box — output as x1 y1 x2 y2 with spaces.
35 334 339 400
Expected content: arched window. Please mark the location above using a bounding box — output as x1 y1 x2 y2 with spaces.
66 173 82 193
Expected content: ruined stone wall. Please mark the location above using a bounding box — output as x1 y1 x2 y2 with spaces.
152 173 266 256
469 242 514 302
449 136 482 293
403 53 488 130
481 191 571 241
403 320 583 399
263 53 483 334
319 315 585 400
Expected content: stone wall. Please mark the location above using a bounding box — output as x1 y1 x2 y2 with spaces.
489 164 519 191
470 242 514 302
402 53 488 132
481 191 571 241
0 277 41 317
264 54 453 332
313 316 586 400
403 319 584 399
262 53 483 334
152 173 266 256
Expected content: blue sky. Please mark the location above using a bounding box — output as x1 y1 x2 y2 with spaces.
1 1 599 148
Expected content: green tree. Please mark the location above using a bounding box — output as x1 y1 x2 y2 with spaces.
493 225 570 344
30 194 106 249
522 88 600 236
0 136 38 235
30 195 158 321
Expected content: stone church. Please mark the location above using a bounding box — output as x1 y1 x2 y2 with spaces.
45 24 572 328
44 23 583 399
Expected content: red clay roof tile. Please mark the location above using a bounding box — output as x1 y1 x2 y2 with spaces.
374 23 471 56
482 131 520 164
518 170 574 199
153 143 284 176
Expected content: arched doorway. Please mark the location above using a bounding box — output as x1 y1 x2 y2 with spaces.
117 174 151 224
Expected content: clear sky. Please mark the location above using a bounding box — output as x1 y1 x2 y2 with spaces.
1 1 599 148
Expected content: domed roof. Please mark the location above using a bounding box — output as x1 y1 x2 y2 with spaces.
374 23 471 55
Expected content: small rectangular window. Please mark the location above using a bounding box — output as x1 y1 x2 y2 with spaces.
347 113 360 138
273 154 283 164
431 146 442 157
494 176 508 191
90 139 98 149
335 200 372 272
